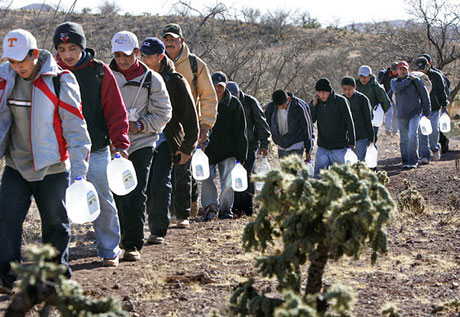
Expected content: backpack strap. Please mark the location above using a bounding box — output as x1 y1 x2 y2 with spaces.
91 59 105 88
188 54 198 95
52 74 61 99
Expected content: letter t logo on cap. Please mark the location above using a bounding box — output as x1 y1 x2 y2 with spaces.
8 38 17 47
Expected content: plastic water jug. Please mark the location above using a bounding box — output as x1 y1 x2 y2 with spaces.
107 154 138 196
65 177 100 224
419 115 432 135
344 148 358 165
306 161 314 177
365 143 378 168
231 161 248 192
371 104 384 127
191 147 210 180
254 157 270 190
439 112 451 133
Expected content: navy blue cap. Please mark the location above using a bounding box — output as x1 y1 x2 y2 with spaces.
140 37 165 55
212 71 227 86
226 81 239 97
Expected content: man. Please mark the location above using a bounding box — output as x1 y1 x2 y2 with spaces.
0 29 91 292
161 23 217 218
139 37 199 244
377 62 399 134
53 22 130 267
226 81 270 217
415 56 447 163
420 53 451 154
264 89 313 161
310 78 355 177
390 61 431 169
341 76 374 161
110 31 172 261
201 72 247 221
356 65 391 143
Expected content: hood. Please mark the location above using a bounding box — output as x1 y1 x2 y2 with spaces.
159 55 176 77
56 47 96 70
36 49 60 77
175 42 191 65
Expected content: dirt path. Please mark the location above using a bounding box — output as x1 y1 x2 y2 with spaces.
1 132 459 316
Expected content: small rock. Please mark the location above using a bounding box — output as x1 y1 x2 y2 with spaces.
416 253 423 260
452 282 459 288
122 300 135 312
113 284 120 289
179 296 188 301
175 282 182 289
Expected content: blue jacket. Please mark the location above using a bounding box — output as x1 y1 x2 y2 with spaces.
391 76 431 119
264 93 313 153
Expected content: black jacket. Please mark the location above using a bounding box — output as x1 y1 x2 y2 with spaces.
205 89 248 165
377 68 398 94
426 69 448 111
239 91 271 151
159 57 199 156
265 93 313 153
310 90 356 150
344 91 374 142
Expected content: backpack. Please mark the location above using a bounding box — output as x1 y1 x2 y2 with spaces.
188 54 198 95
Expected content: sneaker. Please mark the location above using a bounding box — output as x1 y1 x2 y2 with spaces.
218 210 234 220
408 164 418 169
102 255 119 267
123 249 141 261
176 219 190 228
190 201 198 217
420 157 430 165
0 278 13 294
202 207 217 222
402 164 409 169
146 235 165 245
433 151 441 161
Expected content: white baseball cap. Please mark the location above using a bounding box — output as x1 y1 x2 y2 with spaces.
111 31 138 55
2 29 38 61
358 65 372 77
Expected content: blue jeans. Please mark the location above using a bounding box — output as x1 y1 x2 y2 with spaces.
314 146 347 178
233 148 256 216
88 147 122 259
201 157 236 214
278 148 304 159
147 141 173 238
0 167 71 282
385 103 399 133
398 115 420 166
419 109 440 159
355 138 368 161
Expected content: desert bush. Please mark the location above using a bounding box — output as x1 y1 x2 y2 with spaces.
397 179 426 216
230 157 394 315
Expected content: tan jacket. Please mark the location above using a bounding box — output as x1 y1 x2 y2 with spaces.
174 43 217 130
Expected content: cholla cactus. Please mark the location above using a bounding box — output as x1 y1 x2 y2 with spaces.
397 179 425 216
232 157 394 316
7 244 127 316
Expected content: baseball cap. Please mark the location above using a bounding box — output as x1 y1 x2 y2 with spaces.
415 57 428 70
212 71 227 87
390 62 399 71
140 37 165 56
420 53 432 62
397 61 409 70
358 65 372 77
111 31 138 55
162 24 183 39
2 29 37 61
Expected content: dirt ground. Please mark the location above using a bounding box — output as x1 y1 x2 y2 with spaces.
1 131 460 316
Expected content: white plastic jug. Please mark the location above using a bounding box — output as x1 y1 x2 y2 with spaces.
439 112 451 133
191 147 210 180
254 156 270 190
65 177 100 224
306 161 314 177
365 143 378 168
371 104 384 127
107 154 138 196
231 161 248 192
344 148 358 165
419 115 432 135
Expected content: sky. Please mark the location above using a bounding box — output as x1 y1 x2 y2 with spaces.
8 0 413 26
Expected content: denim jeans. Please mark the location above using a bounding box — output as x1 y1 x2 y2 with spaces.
385 103 399 133
278 148 304 159
233 148 256 216
201 157 236 213
0 167 71 282
354 138 368 161
398 115 420 166
146 141 172 238
314 146 347 178
114 147 153 251
419 109 440 159
88 146 122 259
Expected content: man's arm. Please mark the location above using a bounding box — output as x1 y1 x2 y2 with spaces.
248 96 271 154
390 77 411 93
235 100 248 163
177 76 199 157
415 78 431 117
297 98 314 154
361 94 375 143
376 83 391 112
196 61 217 131
340 97 356 147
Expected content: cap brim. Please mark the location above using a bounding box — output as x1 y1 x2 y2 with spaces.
111 46 134 55
1 49 28 62
214 82 226 87
162 32 180 39
399 66 409 70
358 72 370 77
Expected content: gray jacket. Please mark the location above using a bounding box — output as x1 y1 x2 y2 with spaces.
0 50 91 179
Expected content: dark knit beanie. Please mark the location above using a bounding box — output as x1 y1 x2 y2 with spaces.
341 76 355 87
53 22 86 49
272 89 288 106
315 78 332 92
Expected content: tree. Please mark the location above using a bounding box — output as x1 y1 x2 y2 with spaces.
98 0 120 15
231 157 395 315
241 7 261 24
